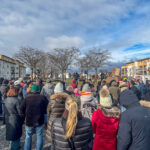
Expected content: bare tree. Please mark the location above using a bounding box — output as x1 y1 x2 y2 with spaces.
14 47 44 80
77 55 92 79
87 48 111 74
48 47 79 80
36 52 49 79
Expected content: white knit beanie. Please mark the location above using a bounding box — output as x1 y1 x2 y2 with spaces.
100 89 112 107
54 82 64 93
82 83 91 92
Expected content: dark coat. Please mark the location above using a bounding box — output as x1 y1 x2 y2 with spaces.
40 83 55 101
51 117 93 150
117 90 150 150
0 84 9 102
130 85 141 100
20 93 48 127
4 97 23 141
138 83 146 99
46 92 68 142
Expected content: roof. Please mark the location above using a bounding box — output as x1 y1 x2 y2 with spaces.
126 61 134 64
0 54 25 67
137 58 150 62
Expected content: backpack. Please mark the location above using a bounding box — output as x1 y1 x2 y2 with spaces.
81 102 97 119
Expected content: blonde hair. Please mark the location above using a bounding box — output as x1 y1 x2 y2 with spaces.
65 96 78 139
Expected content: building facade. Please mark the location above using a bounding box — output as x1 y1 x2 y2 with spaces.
0 55 26 80
121 58 150 78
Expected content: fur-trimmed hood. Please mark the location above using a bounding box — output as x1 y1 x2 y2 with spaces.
50 92 68 100
140 100 150 109
98 105 120 118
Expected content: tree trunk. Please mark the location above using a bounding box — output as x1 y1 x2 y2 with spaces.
31 68 33 81
95 68 98 83
87 70 89 81
62 70 64 81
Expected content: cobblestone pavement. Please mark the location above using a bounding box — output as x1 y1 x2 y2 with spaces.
0 121 51 150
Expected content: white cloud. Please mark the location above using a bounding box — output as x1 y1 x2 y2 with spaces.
0 0 150 63
44 36 85 50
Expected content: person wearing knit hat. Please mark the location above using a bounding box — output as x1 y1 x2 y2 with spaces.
31 84 40 93
100 89 112 107
54 82 64 93
80 83 97 119
46 82 68 142
70 80 77 89
91 88 120 150
20 82 48 150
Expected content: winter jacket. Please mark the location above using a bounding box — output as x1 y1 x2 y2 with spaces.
130 85 141 100
0 84 9 102
51 117 93 150
20 93 48 127
4 97 24 141
46 92 68 142
92 106 120 150
40 83 55 101
109 82 120 105
80 94 98 119
139 83 146 99
117 89 150 150
22 84 28 98
15 85 23 101
145 80 150 92
70 83 77 89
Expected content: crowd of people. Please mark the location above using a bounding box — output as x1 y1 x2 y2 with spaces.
0 76 150 150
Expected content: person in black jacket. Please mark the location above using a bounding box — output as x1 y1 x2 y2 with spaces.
117 89 150 150
0 79 9 124
51 96 93 150
20 84 48 150
4 87 24 150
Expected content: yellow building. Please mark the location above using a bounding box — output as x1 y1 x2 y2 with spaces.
121 58 150 77
0 54 26 80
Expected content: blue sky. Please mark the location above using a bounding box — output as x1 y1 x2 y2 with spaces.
0 0 150 63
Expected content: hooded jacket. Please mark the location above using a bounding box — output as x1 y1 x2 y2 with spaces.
80 94 98 119
117 89 150 150
46 92 68 142
92 105 120 150
40 83 55 100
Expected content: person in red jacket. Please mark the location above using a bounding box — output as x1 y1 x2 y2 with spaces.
70 80 77 89
91 89 120 150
